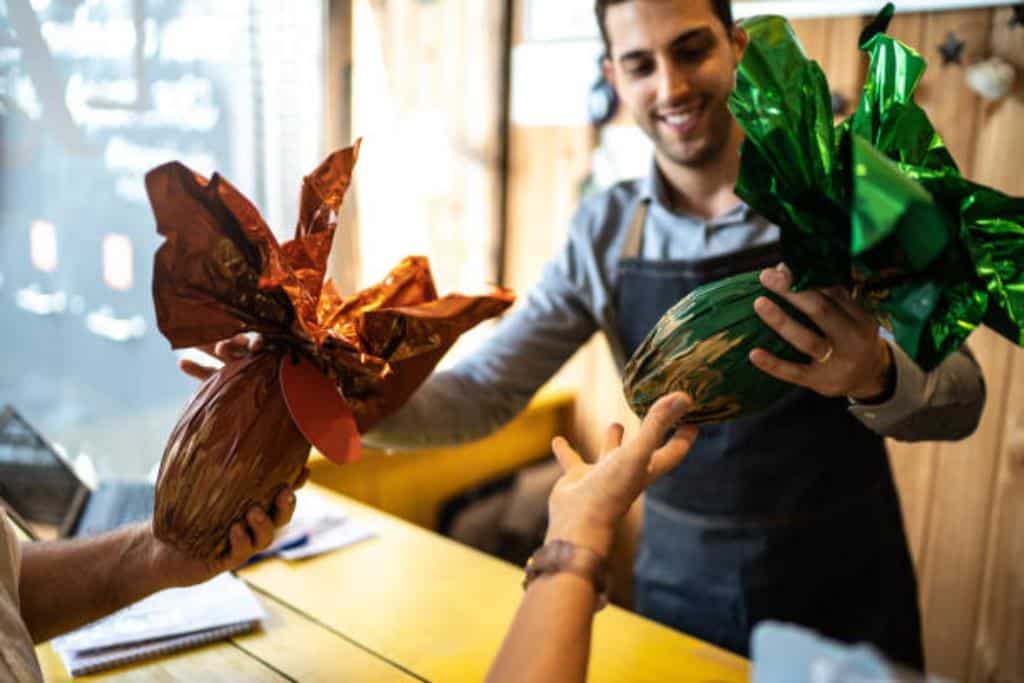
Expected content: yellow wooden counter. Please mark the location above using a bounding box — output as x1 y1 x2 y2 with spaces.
38 483 749 682
239 484 748 682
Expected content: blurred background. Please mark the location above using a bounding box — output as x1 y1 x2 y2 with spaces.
1 1 1022 680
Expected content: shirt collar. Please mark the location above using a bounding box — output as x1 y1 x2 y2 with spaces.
642 160 756 224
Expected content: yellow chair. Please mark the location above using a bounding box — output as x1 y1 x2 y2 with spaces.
307 391 574 530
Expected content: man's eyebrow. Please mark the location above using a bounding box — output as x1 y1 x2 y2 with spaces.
617 27 713 63
667 26 713 50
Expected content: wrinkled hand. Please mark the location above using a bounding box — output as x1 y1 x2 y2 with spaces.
146 469 307 588
178 333 265 381
545 393 698 558
750 263 892 401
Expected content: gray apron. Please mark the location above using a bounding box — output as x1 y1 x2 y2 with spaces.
615 200 924 670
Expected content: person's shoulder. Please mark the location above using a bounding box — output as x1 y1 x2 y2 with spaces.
570 178 644 243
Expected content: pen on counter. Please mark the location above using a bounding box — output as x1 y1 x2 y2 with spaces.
241 533 310 568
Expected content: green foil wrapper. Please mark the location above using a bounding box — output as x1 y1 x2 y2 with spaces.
731 3 1024 370
625 3 1024 423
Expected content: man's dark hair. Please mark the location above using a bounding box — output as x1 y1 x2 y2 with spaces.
594 0 735 56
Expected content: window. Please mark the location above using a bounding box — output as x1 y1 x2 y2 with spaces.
0 0 325 478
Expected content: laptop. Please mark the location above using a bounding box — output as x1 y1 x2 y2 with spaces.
0 405 154 540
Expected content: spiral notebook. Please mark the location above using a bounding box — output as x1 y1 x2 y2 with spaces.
51 572 265 676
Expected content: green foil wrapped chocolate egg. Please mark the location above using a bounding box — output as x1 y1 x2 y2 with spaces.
623 270 814 424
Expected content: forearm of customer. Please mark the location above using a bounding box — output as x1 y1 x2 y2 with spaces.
486 572 597 683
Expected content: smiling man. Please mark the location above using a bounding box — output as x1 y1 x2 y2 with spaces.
185 0 986 669
604 0 745 193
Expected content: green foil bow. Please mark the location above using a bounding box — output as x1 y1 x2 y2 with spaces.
729 3 1024 370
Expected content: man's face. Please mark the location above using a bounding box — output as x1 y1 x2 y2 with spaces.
603 0 747 168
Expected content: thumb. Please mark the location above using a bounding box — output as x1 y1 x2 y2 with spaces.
629 393 692 456
646 424 698 486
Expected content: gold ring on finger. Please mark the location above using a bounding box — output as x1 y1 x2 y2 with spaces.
817 345 834 364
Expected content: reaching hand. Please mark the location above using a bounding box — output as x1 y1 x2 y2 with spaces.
544 393 698 557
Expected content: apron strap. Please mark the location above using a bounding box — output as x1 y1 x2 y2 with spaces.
619 199 649 261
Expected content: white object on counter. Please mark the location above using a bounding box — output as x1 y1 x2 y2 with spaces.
267 489 376 562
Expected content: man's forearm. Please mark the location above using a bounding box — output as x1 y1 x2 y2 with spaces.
366 240 601 451
19 522 169 643
363 369 533 451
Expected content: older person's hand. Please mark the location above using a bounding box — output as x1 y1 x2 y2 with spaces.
144 470 307 589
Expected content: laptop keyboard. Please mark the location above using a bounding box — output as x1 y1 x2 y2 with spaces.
72 481 156 538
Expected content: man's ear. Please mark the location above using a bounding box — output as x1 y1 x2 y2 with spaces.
602 56 618 93
730 25 749 61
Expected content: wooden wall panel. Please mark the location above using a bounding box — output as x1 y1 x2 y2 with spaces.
887 438 936 572
503 120 601 453
971 351 1024 682
970 6 1024 194
504 127 593 293
824 16 870 111
917 329 1014 680
789 17 868 119
883 11 926 53
914 9 994 173
968 8 1024 680
789 19 829 65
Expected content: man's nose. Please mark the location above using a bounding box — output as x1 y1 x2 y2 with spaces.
656 60 693 106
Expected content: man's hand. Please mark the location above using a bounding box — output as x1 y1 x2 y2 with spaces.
145 471 306 589
750 263 892 401
178 333 264 381
544 393 697 558
19 470 307 643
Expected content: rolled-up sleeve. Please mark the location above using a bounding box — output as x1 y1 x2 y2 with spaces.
849 341 986 442
363 213 602 451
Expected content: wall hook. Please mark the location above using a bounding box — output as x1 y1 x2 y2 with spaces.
938 31 966 66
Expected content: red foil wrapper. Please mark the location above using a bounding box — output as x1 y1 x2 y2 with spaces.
149 142 514 559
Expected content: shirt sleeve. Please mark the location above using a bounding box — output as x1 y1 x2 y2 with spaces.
848 340 986 442
363 213 602 450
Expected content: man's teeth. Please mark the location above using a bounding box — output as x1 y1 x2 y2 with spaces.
663 112 697 125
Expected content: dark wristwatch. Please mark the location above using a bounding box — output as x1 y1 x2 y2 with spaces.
523 540 610 611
